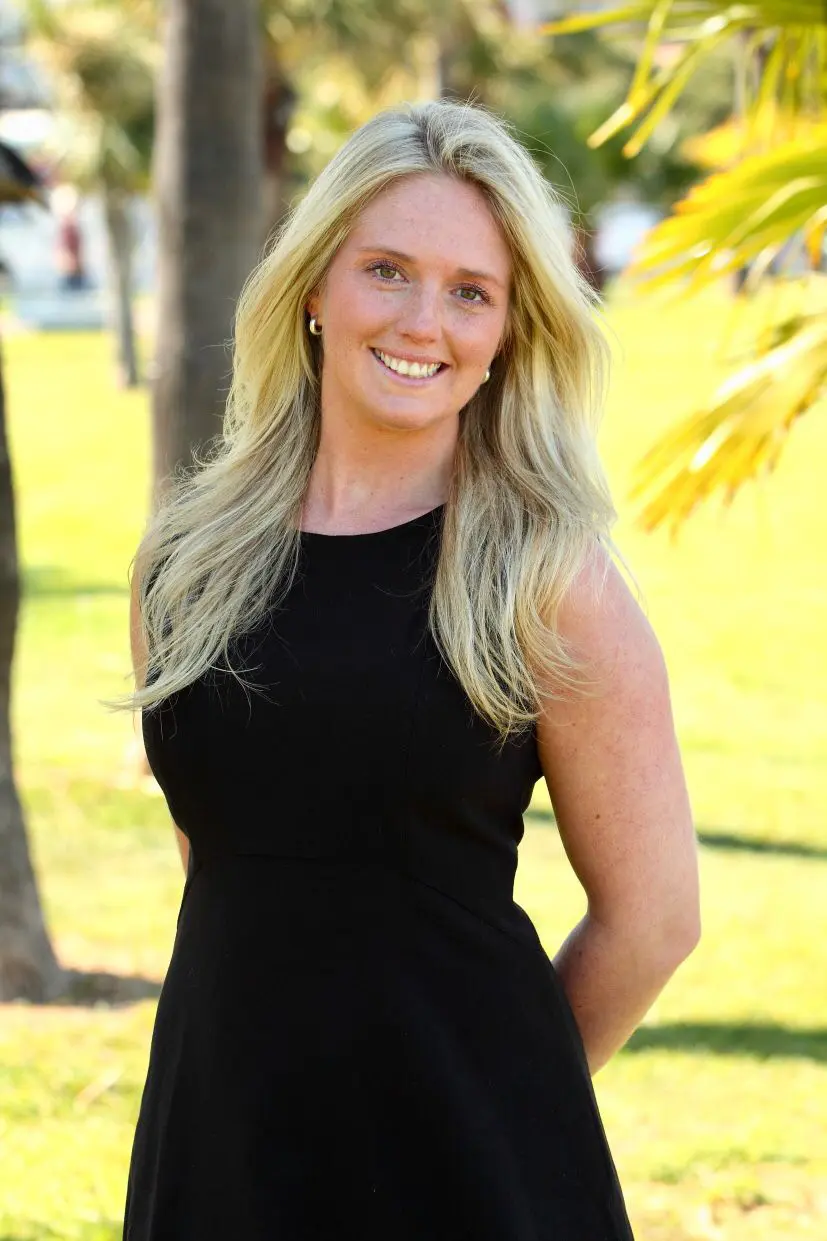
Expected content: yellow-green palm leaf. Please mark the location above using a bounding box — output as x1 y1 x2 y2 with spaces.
543 2 826 151
627 126 827 288
630 314 827 533
544 0 827 530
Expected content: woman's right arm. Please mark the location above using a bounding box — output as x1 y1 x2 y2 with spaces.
129 554 190 877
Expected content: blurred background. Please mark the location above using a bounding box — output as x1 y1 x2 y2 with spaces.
0 1 824 1238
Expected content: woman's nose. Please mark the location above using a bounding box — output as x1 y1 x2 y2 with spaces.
398 284 441 339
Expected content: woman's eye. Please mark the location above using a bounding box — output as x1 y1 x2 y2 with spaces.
456 286 489 305
372 263 401 281
369 263 489 305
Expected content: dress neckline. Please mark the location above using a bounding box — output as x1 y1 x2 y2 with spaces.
299 503 445 541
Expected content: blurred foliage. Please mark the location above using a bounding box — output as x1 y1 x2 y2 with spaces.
23 0 156 192
264 0 733 222
20 0 734 224
487 34 734 219
545 1 827 535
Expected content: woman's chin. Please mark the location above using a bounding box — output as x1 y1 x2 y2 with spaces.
357 391 453 431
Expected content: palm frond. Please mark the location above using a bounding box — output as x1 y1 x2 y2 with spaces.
543 1 827 157
624 125 827 288
629 314 827 533
543 1 827 41
0 140 46 206
546 0 827 532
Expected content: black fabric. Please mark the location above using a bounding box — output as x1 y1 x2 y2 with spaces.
123 505 635 1240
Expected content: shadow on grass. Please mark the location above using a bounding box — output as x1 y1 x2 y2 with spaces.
696 830 827 861
527 807 827 862
50 968 161 1008
526 806 556 826
625 1021 827 1063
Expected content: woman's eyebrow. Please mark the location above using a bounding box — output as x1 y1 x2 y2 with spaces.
355 245 506 290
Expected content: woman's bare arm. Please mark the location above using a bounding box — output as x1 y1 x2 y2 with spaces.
536 549 701 1075
129 555 190 878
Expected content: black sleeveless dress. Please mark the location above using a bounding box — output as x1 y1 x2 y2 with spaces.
123 504 635 1241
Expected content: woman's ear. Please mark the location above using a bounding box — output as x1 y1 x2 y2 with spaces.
306 289 322 321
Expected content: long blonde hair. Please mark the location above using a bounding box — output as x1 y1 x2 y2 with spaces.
102 98 620 743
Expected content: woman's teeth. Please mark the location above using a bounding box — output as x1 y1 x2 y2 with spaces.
374 349 443 379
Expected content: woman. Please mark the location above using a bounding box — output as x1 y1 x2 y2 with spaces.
113 99 700 1240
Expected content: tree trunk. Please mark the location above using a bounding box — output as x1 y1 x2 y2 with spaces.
103 183 140 389
152 0 263 504
260 59 296 248
0 339 64 1002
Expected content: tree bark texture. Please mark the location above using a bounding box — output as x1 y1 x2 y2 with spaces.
260 66 296 248
103 183 140 389
151 0 264 504
0 341 64 1001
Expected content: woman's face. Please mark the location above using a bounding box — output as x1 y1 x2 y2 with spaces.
307 172 512 433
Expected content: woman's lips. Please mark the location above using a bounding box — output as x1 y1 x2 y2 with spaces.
371 348 447 381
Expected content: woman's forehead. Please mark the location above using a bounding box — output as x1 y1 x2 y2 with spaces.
344 173 512 281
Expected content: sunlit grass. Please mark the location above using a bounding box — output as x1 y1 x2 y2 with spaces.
1 282 825 1239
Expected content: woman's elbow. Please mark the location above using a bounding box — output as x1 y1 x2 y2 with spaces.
650 900 702 975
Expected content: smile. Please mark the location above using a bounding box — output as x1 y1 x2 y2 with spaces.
372 349 446 380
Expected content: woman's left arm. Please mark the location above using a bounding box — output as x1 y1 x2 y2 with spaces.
536 549 701 1076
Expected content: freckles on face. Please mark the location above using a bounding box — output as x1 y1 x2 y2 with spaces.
310 173 512 427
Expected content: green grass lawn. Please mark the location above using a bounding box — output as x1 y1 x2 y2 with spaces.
1 281 826 1240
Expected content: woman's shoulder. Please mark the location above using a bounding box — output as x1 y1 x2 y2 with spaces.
554 543 664 689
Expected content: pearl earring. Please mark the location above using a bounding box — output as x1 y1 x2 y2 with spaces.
483 367 490 383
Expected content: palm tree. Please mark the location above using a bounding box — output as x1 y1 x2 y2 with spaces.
151 0 263 500
0 142 64 1002
544 1 827 533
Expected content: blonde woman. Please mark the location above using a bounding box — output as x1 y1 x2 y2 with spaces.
113 99 700 1240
